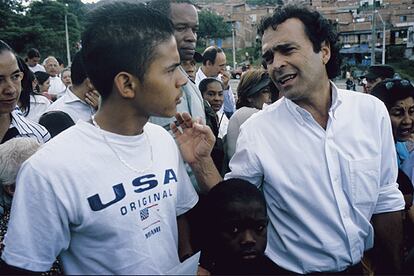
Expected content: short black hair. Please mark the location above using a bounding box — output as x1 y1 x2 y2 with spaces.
202 46 224 66
56 57 64 67
34 71 50 85
258 5 341 79
71 51 87 86
148 0 195 18
39 111 75 138
199 77 224 95
27 48 41 59
206 178 267 219
0 40 13 55
81 1 174 101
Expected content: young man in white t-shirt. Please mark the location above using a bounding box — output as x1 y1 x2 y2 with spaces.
1 2 201 274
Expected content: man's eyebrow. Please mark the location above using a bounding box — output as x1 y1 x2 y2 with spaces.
174 23 199 27
0 69 20 78
262 42 298 58
166 62 181 71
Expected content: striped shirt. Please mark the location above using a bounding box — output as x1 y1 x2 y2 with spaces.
1 108 50 144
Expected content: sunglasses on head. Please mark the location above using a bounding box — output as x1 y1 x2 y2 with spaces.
384 79 412 90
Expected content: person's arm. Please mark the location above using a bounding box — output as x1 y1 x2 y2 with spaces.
177 214 193 262
171 113 222 193
371 211 404 273
371 102 405 273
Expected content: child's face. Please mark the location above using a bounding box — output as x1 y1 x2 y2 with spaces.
217 201 268 262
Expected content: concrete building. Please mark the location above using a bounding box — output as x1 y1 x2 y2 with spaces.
197 0 414 62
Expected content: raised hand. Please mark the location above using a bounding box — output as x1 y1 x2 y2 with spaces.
219 70 231 90
171 112 215 165
85 89 100 110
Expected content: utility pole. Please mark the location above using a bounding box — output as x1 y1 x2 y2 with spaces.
65 4 71 67
370 3 377 65
376 10 386 64
232 23 236 69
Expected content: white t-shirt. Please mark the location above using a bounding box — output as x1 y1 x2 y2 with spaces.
46 88 95 123
226 83 404 273
25 94 51 122
2 121 198 274
28 64 46 73
48 76 67 98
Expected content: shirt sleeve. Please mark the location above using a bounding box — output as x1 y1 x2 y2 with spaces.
223 87 236 114
225 124 263 187
226 114 240 159
175 153 199 216
1 162 70 272
374 103 405 214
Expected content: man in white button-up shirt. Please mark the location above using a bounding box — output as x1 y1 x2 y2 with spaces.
173 5 406 275
195 46 236 117
45 51 98 123
231 7 405 274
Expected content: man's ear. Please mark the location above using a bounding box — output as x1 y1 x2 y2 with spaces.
321 41 331 65
113 72 138 99
206 60 214 67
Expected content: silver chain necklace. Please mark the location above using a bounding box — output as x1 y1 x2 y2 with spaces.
91 115 153 174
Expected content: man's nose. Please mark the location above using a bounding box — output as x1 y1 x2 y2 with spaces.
176 67 188 88
240 229 256 246
184 29 196 43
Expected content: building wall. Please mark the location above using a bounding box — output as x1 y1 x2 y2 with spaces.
197 0 414 60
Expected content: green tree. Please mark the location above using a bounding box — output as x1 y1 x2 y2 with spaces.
198 10 231 46
26 0 82 63
0 0 84 63
0 0 28 51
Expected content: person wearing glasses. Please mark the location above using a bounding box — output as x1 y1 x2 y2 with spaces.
0 40 50 144
371 78 414 273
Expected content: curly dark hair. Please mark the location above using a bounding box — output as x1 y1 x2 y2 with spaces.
258 5 341 79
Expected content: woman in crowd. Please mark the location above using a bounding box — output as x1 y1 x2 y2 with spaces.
60 67 72 92
34 71 52 100
371 78 414 273
16 56 51 122
226 69 278 159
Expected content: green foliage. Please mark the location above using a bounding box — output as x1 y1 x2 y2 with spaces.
0 0 85 64
198 10 231 40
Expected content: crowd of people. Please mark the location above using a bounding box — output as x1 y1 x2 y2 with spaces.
0 0 413 274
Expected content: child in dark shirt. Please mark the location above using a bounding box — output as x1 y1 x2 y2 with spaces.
200 178 286 275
